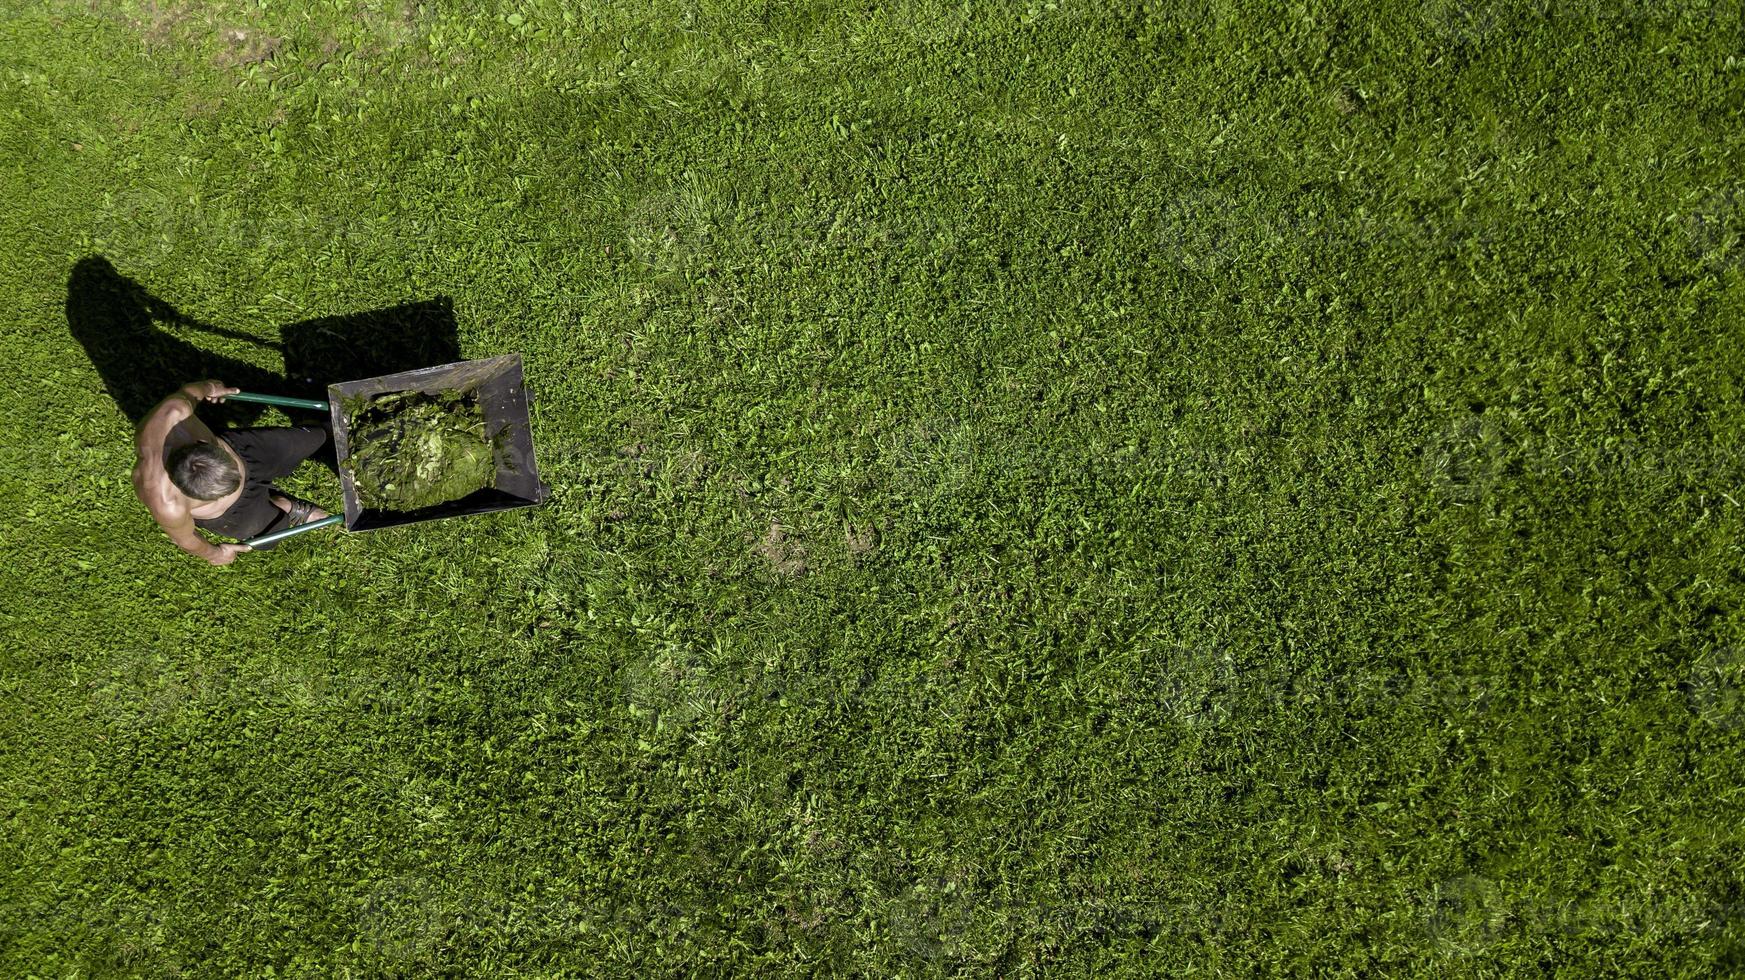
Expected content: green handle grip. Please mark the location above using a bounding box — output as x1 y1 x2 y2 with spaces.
228 391 331 413
244 513 344 549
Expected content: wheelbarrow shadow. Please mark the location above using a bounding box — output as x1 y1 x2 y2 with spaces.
65 257 462 465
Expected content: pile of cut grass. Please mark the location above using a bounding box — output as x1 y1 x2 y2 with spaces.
344 390 495 512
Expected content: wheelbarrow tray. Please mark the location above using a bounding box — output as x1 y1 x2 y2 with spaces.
328 353 549 532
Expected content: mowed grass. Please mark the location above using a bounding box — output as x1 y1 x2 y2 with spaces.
2 0 1744 974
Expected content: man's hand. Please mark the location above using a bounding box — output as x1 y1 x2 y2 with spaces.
207 542 251 566
185 380 240 403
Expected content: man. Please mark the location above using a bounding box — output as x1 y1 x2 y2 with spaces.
133 380 330 565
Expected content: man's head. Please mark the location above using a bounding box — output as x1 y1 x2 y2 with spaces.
166 442 241 501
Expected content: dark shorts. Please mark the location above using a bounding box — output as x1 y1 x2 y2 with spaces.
194 426 328 547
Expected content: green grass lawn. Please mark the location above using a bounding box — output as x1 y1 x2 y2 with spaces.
3 0 1744 974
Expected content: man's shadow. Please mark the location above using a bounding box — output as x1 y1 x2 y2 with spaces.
65 257 462 442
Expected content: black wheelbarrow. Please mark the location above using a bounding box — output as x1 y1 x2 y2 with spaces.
227 353 550 548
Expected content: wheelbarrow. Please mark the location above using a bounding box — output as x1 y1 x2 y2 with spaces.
226 353 550 548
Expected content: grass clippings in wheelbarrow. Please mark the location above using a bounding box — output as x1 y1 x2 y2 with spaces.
343 389 496 512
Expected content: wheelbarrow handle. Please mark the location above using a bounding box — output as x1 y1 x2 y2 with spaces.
244 514 344 549
227 391 331 413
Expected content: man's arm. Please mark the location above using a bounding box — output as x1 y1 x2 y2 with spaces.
135 387 196 467
146 489 244 565
133 382 248 565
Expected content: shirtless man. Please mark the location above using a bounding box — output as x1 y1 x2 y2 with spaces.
133 380 330 564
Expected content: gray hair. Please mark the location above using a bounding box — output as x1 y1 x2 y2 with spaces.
166 442 241 501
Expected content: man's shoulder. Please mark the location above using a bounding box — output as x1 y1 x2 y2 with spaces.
132 460 187 519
